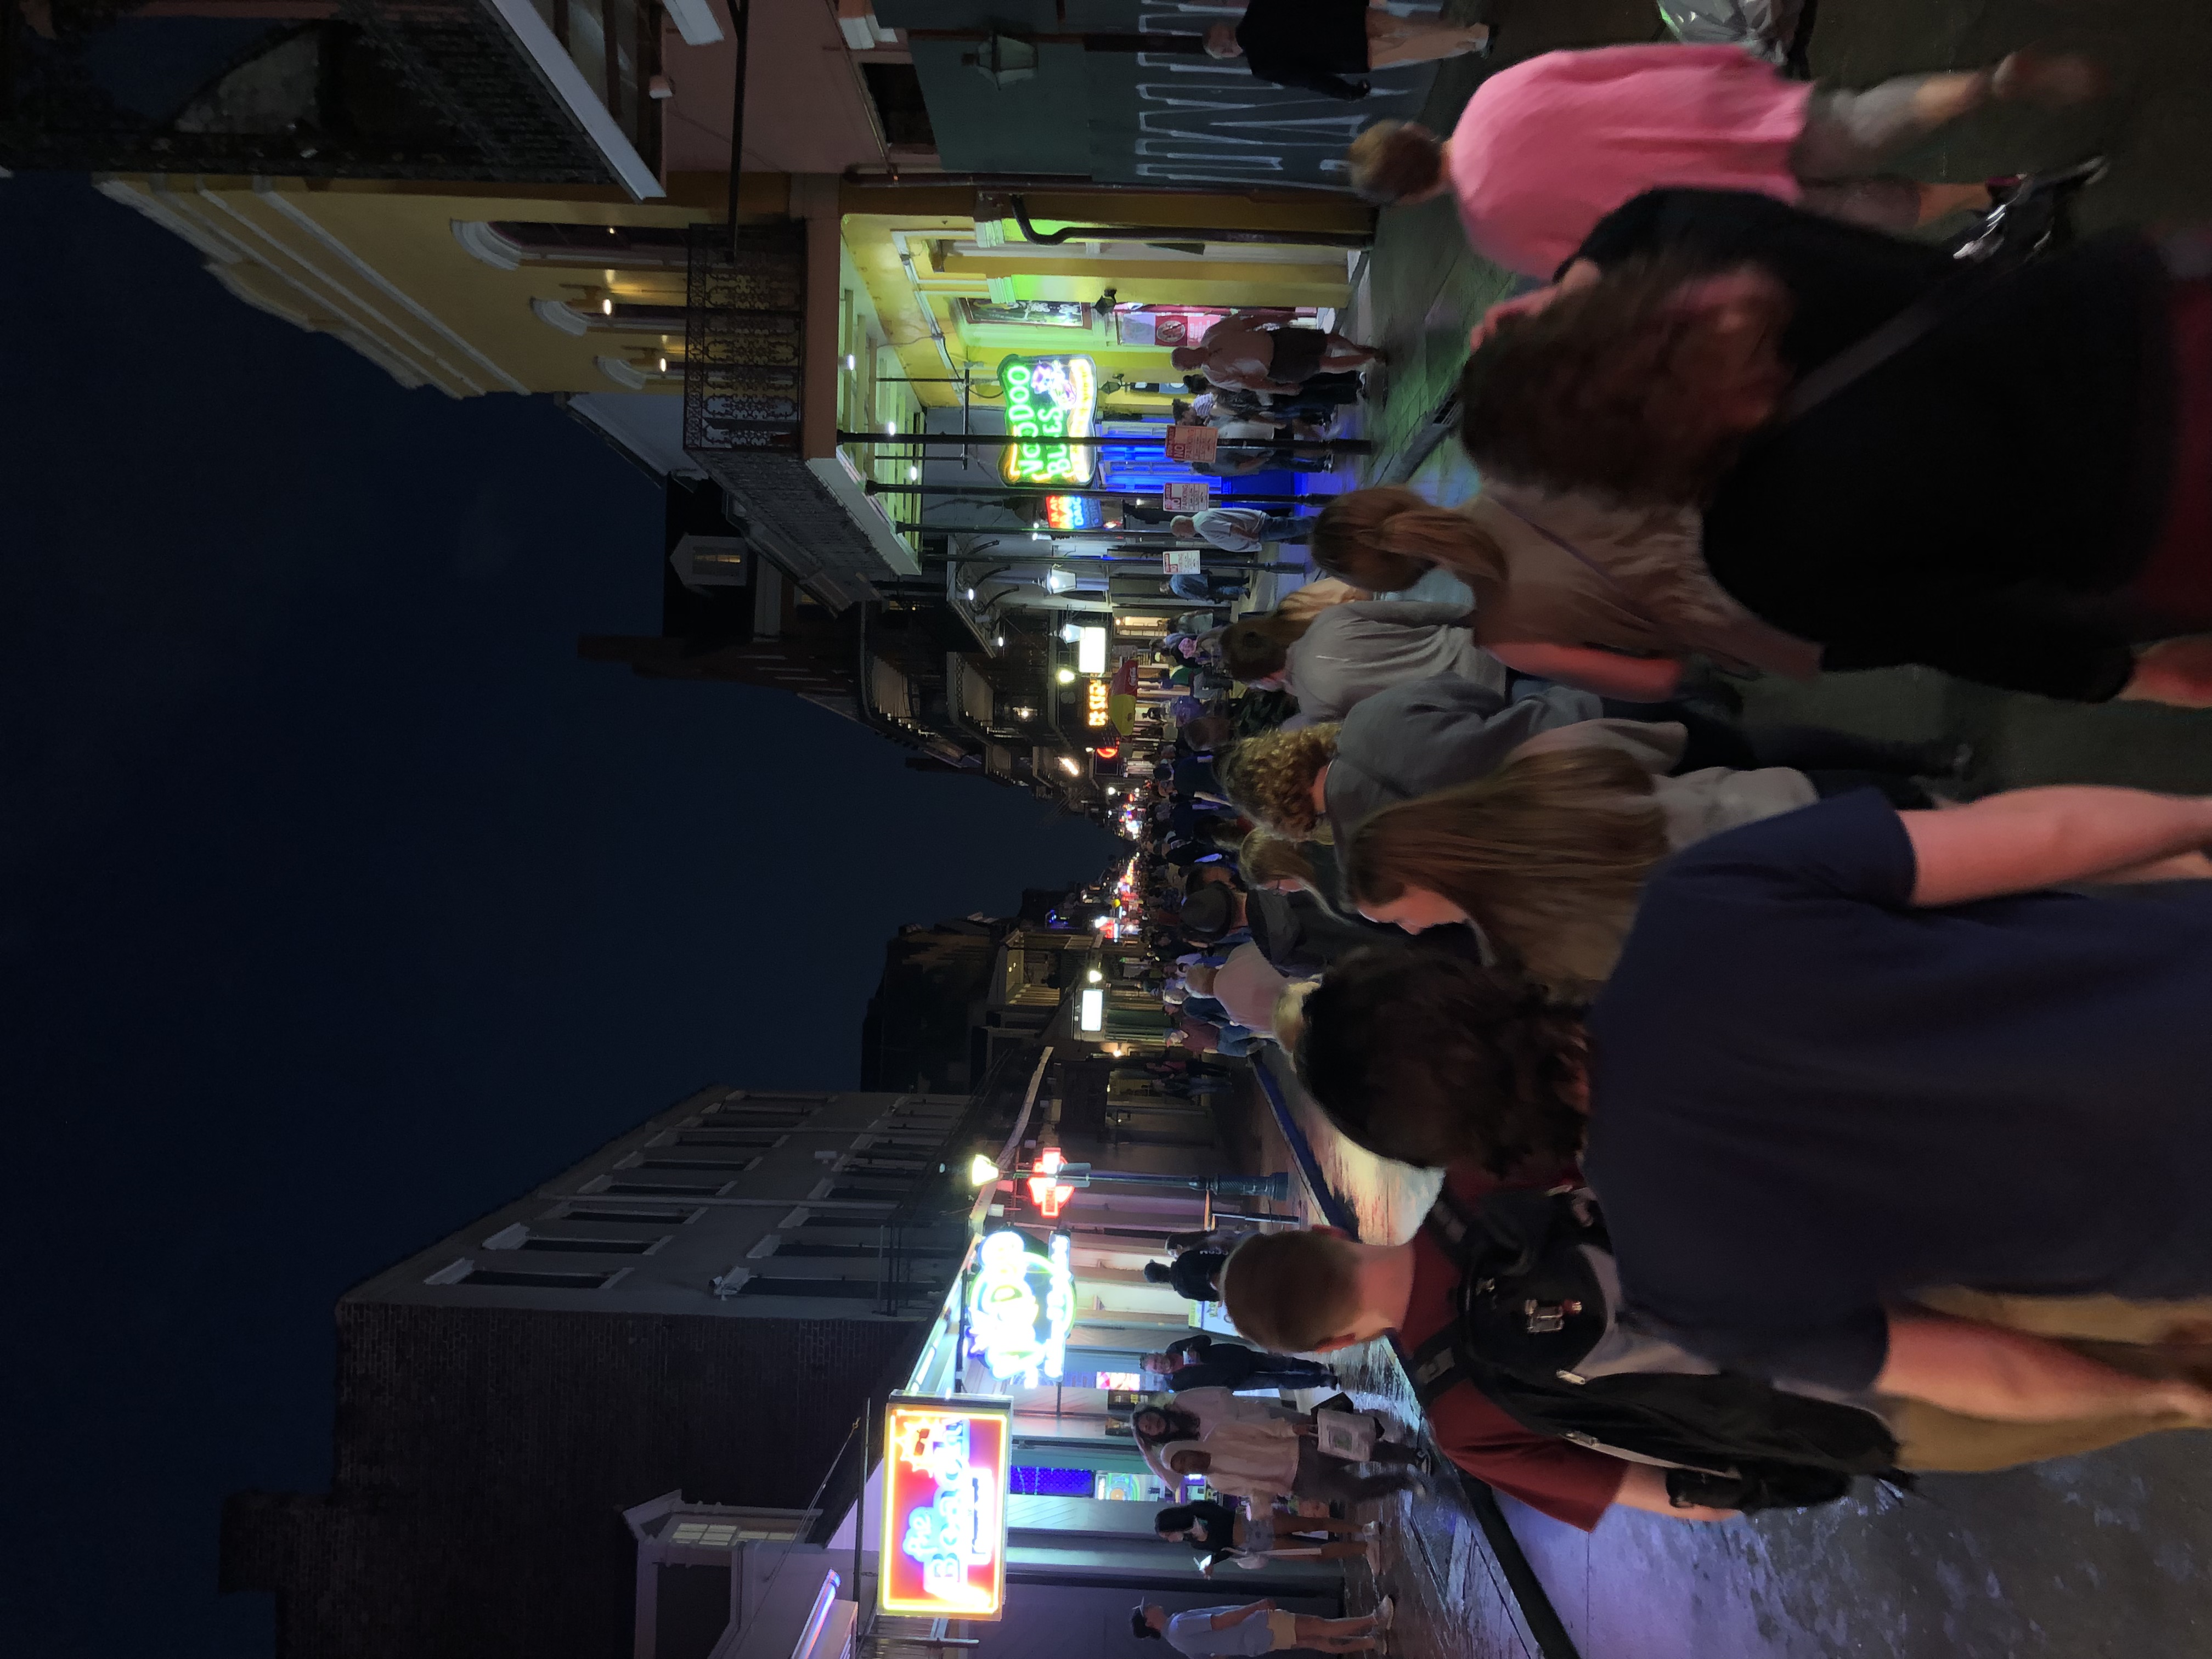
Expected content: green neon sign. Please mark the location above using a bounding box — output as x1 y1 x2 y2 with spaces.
998 354 1098 487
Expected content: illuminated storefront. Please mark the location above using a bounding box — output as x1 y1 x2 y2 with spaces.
998 356 1099 487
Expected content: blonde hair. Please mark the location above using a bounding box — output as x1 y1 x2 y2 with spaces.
1222 1231 1363 1352
1346 120 1445 204
1219 725 1341 839
1347 747 1669 990
1310 487 1510 595
1239 828 1319 890
1270 979 1319 1052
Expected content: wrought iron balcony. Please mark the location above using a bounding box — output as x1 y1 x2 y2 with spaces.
1 0 652 187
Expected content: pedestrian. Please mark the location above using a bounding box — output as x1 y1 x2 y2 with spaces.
1155 1502 1374 1575
1172 508 1313 554
1297 784 2212 1435
1345 46 2106 275
1147 1333 1340 1393
1172 315 1379 397
1146 1248 1229 1302
1203 0 1489 100
1341 728 1937 990
1218 675 1604 845
1453 187 2212 706
1307 483 1819 700
1169 567 1251 605
1222 600 1510 722
1237 830 1325 896
1133 1599 1389 1657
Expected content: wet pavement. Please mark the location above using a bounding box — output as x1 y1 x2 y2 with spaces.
1246 1049 2212 1658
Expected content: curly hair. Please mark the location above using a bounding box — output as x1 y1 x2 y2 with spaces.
1310 487 1509 595
1218 725 1341 838
1346 120 1444 204
1459 255 1795 507
1346 747 1668 991
1222 610 1314 681
1295 945 1587 1174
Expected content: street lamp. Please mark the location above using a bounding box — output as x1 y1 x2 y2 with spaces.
968 1154 1001 1187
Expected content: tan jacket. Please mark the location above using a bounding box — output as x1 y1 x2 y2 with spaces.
1463 483 1825 679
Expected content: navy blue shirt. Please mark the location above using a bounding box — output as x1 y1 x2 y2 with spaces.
1584 791 2212 1391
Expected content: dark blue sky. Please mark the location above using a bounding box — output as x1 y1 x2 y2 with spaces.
0 174 1116 1657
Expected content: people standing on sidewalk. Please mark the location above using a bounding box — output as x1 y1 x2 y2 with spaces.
1345 45 2106 275
1146 1333 1340 1393
1156 1500 1375 1574
1202 0 1489 101
1290 783 2212 1437
1173 507 1314 552
1172 315 1381 397
1452 187 2212 707
1223 602 1512 724
1135 1599 1389 1657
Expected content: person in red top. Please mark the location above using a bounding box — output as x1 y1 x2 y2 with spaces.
1220 1162 1736 1529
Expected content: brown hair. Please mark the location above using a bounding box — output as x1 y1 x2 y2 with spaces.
1222 609 1316 681
1296 946 1587 1174
1346 747 1668 991
1459 255 1794 507
1346 120 1444 204
1221 1230 1363 1352
1310 487 1509 595
1239 827 1319 890
1218 725 1341 839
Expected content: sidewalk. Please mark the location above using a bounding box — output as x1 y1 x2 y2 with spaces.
1248 1050 2212 1659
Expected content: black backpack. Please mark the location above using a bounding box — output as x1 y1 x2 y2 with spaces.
1409 1185 1903 1512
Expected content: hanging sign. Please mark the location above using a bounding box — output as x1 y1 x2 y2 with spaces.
1045 494 1103 530
967 1228 1075 1386
1164 425 1218 465
1000 356 1099 487
1085 678 1113 728
879 1397 1011 1619
1162 479 1211 512
1163 548 1204 577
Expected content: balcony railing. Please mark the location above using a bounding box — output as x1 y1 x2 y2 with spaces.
0 2 625 181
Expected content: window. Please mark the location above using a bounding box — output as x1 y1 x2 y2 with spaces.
736 1278 934 1299
674 1129 784 1147
668 1519 801 1547
520 1234 665 1254
554 1204 703 1225
457 221 693 271
959 298 1092 329
633 1155 760 1172
460 1267 620 1289
823 1184 910 1203
597 1178 729 1197
859 63 935 149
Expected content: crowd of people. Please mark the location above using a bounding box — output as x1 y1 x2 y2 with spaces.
1099 26 2212 1595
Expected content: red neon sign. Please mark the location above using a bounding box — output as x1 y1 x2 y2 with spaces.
1026 1146 1076 1219
879 1398 1011 1618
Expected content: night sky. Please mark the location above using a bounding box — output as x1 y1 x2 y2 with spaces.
0 174 1118 1657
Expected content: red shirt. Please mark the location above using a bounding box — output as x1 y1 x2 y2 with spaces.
1398 1164 1627 1531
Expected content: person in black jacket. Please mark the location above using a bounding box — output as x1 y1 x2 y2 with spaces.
1456 187 2212 706
1148 1332 1340 1392
1146 1249 1229 1302
1203 0 1489 101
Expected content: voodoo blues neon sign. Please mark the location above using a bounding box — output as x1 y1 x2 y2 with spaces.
999 355 1098 487
878 1398 1011 1618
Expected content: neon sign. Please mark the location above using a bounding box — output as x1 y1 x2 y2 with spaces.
1085 678 1111 728
999 356 1098 487
879 1397 1010 1619
1045 494 1102 531
968 1228 1074 1384
1026 1146 1077 1219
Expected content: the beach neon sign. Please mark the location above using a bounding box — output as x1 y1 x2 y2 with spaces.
999 356 1098 487
968 1227 1074 1384
878 1397 1011 1618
